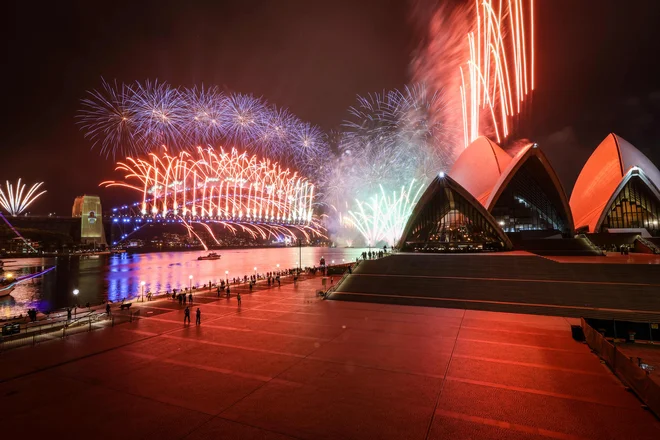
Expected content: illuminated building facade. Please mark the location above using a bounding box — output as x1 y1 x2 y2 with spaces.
398 174 512 252
570 133 660 235
72 195 107 245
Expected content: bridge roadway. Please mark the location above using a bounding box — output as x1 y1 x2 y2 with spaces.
330 252 660 321
1 272 659 439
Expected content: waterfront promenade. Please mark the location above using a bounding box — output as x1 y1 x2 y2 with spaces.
1 275 659 439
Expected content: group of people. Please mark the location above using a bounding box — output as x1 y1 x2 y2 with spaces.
361 247 389 261
173 291 195 305
26 308 38 322
183 306 202 325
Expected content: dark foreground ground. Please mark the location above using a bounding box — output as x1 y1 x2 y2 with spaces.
1 275 659 439
330 252 660 321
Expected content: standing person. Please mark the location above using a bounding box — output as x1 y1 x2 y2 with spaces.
67 308 72 321
237 292 242 306
184 306 191 324
196 308 201 325
226 286 231 298
217 286 221 297
189 293 193 304
106 303 111 316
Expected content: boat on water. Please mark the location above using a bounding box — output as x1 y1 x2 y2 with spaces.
198 252 221 261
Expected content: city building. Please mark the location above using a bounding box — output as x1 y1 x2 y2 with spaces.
406 133 660 254
72 195 107 246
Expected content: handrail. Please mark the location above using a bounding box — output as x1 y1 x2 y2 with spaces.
636 236 660 254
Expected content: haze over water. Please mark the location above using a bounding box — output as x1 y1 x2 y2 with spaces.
0 247 369 319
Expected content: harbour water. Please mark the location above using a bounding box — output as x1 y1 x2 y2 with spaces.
0 246 369 319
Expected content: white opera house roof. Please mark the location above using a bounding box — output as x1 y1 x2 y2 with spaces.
450 137 574 233
570 133 660 233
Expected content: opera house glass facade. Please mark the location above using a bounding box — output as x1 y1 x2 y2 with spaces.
399 174 512 252
490 159 568 233
600 174 660 235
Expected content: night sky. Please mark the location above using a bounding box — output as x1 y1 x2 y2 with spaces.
2 0 660 214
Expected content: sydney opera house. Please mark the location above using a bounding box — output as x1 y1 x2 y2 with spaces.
398 133 660 254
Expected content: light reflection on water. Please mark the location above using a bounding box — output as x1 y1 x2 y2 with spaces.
0 247 369 318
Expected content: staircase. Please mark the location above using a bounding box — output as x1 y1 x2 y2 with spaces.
635 236 660 254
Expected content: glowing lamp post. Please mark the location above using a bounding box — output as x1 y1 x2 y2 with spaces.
254 267 257 279
225 270 229 283
73 289 79 318
189 275 193 292
140 281 146 301
276 263 280 274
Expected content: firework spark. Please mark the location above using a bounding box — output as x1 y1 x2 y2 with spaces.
103 147 325 242
460 0 535 146
0 179 47 216
79 80 327 176
347 180 425 247
324 85 448 208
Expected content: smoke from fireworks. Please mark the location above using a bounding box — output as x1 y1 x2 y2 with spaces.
411 0 535 149
325 85 449 205
79 80 327 176
323 85 447 245
0 179 47 216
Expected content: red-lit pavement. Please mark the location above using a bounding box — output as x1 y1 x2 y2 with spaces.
1 277 659 439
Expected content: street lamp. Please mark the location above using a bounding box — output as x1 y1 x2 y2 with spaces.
189 274 193 292
140 281 146 301
225 270 229 283
253 267 257 279
73 289 79 318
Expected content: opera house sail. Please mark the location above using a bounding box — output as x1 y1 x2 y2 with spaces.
398 174 512 252
570 133 660 235
484 144 574 234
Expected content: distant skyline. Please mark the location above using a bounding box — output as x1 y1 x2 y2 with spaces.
2 0 660 213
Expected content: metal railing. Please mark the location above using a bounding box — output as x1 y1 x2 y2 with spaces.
0 308 141 352
581 318 660 418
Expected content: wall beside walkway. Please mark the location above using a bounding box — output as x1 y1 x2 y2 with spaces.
581 318 660 419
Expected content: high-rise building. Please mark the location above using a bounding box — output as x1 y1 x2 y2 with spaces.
72 195 107 245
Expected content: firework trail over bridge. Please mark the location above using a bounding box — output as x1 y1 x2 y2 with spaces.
103 147 324 243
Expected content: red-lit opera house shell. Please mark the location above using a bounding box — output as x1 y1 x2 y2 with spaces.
449 136 512 205
484 143 575 233
570 133 660 233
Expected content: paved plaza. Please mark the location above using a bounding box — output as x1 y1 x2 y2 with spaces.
1 275 659 439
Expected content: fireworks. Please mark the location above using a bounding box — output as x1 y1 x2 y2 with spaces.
103 147 325 241
460 0 535 146
79 80 327 175
325 85 448 204
411 0 535 149
346 180 425 247
0 179 46 216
